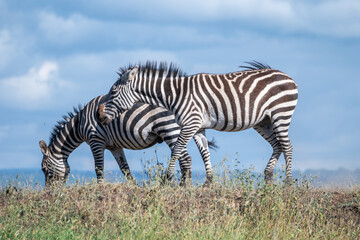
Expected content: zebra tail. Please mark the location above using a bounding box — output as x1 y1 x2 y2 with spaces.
208 138 219 151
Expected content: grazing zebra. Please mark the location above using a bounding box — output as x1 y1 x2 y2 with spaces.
39 95 216 186
98 61 298 184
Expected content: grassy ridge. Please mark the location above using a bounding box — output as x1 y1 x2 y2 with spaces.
1 171 359 240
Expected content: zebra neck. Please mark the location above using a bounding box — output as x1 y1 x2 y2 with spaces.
50 116 83 157
133 75 184 111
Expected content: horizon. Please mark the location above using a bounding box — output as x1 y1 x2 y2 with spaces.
2 167 360 189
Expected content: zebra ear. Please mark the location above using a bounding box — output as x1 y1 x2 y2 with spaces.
118 66 138 85
39 140 50 156
127 65 139 81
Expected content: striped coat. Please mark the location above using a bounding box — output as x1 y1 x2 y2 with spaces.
99 62 298 184
40 95 215 186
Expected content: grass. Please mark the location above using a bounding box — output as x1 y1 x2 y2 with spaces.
1 160 359 239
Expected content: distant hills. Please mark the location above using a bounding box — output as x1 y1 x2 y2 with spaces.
299 168 360 187
1 168 359 188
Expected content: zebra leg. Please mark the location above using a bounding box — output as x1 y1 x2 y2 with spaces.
271 116 294 185
110 148 134 182
165 123 202 183
193 130 214 187
162 137 192 186
160 126 193 185
253 119 282 184
178 149 192 186
90 142 106 183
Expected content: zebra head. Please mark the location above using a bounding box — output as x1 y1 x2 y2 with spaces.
39 140 70 187
98 65 139 125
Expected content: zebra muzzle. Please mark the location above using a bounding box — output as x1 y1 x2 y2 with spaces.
97 104 112 125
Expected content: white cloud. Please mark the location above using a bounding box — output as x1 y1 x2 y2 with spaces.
0 29 22 71
91 0 360 37
291 0 360 37
177 0 294 22
52 48 181 105
59 48 180 87
62 49 179 70
0 45 180 111
0 27 38 76
0 30 12 70
34 3 359 56
36 11 232 49
38 11 102 45
98 0 293 21
0 61 72 110
164 0 360 37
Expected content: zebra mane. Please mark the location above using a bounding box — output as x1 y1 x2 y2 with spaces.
117 61 187 80
48 104 83 146
239 61 272 71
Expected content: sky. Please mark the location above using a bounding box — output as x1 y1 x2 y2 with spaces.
0 0 359 177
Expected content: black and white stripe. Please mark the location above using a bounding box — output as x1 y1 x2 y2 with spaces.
99 61 298 184
39 95 216 186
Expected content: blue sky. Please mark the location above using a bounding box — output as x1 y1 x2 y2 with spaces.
0 0 359 176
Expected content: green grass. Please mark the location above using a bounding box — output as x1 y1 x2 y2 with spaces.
1 165 359 239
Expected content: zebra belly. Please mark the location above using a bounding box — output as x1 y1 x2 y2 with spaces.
109 133 159 150
104 123 160 150
202 112 260 132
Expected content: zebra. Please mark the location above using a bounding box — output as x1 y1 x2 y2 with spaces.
98 61 298 185
39 94 216 186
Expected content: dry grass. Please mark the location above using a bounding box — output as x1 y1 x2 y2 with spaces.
1 169 359 240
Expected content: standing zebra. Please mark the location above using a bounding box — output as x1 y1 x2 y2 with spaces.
39 95 216 186
98 61 298 184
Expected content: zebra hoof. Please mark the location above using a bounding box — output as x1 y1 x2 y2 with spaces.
161 176 170 186
202 175 214 188
202 181 210 188
179 178 192 187
127 179 138 187
202 179 213 188
265 178 274 185
264 172 274 184
179 179 186 187
285 177 294 187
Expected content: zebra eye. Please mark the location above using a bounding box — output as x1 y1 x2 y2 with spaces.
111 85 117 94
